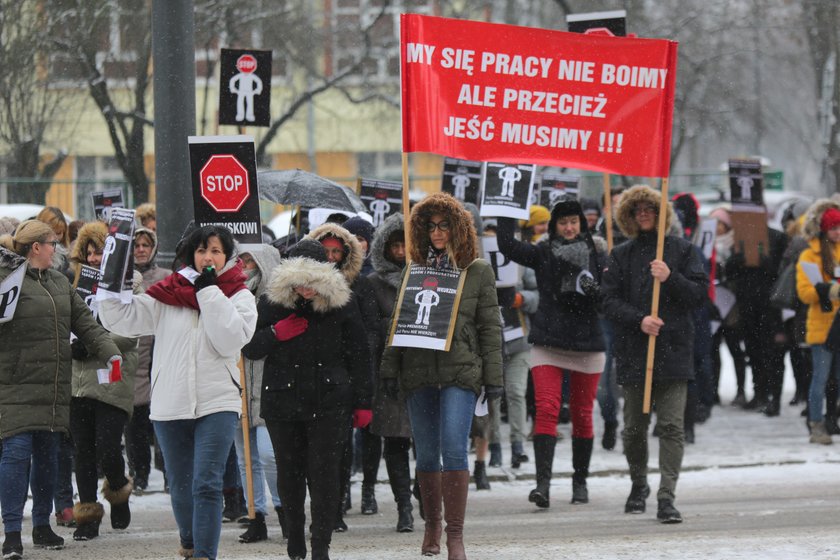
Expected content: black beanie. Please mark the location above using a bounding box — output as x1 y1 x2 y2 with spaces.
288 238 328 263
342 216 374 246
551 194 583 218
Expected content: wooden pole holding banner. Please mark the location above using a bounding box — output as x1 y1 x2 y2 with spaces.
603 174 614 252
402 153 412 263
238 356 256 519
642 177 670 414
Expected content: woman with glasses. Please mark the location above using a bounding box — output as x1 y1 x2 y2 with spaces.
0 220 121 560
67 221 141 540
380 192 502 560
496 194 607 509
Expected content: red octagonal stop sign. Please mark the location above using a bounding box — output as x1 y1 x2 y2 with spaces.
199 154 250 213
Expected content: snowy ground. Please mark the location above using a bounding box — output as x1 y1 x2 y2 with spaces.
14 350 840 559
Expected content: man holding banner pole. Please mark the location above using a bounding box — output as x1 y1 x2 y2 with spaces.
601 185 707 523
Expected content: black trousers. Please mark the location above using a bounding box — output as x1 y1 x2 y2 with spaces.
69 397 129 503
266 414 350 552
124 404 152 480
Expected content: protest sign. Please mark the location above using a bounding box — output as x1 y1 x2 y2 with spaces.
75 265 101 318
188 135 262 248
441 158 482 204
540 174 580 208
91 188 125 222
482 235 518 287
219 49 272 127
388 265 467 351
566 10 627 36
479 162 536 220
729 158 764 209
400 14 678 177
0 262 26 324
695 218 717 261
500 306 525 342
96 208 135 303
358 178 402 227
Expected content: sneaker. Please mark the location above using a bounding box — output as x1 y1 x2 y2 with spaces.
2 532 22 560
624 483 650 514
657 499 683 523
32 525 64 550
56 506 76 527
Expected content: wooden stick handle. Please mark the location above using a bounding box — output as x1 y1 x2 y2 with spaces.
642 177 670 414
239 355 256 519
402 153 412 264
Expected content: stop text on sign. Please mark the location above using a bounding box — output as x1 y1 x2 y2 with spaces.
199 154 250 213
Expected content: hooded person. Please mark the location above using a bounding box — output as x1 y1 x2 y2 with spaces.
366 212 415 532
380 192 502 560
601 185 708 523
124 227 170 493
496 194 607 508
66 221 140 540
242 238 371 560
342 216 375 277
306 222 380 527
234 244 286 543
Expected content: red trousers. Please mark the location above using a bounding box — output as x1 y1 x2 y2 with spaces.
531 365 601 438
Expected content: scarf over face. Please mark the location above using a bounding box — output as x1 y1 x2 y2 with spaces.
145 260 248 310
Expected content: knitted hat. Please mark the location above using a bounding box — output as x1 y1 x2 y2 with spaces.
525 205 550 228
288 238 328 263
709 207 732 230
550 195 582 219
342 216 374 246
672 192 700 236
821 207 840 232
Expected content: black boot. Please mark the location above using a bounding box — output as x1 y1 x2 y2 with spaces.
385 449 414 533
657 498 683 523
32 525 64 550
361 483 378 514
103 478 133 530
72 502 104 541
528 434 556 508
602 421 618 451
238 512 268 543
624 483 650 514
223 487 245 522
275 506 288 539
2 531 22 560
472 460 490 490
570 437 593 504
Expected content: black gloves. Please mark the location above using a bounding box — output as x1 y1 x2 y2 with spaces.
382 378 399 400
71 338 89 360
815 282 834 312
194 266 218 292
579 275 600 298
482 385 504 403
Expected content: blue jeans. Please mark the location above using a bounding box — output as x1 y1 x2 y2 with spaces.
234 425 281 514
0 431 60 532
407 386 477 472
154 412 237 560
809 345 840 422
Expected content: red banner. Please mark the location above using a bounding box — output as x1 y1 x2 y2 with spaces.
400 15 678 178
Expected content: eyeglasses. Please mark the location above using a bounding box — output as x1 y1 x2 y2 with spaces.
40 241 60 249
633 205 657 217
426 220 451 233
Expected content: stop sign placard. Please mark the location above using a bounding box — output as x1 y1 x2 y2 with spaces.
199 154 250 213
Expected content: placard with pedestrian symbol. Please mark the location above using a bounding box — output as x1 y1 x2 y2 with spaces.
358 178 402 228
539 174 580 208
479 162 536 220
388 264 467 351
219 48 272 127
441 158 482 205
96 208 135 303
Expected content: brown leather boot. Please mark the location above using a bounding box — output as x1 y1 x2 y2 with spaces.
417 471 442 556
442 470 469 560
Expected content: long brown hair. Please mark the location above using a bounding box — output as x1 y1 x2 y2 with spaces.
820 234 837 280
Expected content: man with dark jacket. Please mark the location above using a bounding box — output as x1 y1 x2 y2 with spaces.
601 185 708 524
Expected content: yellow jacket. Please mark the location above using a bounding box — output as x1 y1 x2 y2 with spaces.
796 237 840 345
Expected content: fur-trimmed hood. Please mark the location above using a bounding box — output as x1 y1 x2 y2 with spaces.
408 192 479 268
0 245 26 271
264 256 351 313
370 212 405 288
71 221 108 264
306 222 363 284
803 198 840 240
614 184 675 239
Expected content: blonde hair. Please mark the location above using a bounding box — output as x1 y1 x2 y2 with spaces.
135 203 156 226
0 219 53 256
36 206 69 247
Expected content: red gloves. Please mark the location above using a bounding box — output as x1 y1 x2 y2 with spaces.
273 314 308 341
353 409 373 429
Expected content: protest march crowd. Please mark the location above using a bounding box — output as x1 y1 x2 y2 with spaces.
0 183 837 560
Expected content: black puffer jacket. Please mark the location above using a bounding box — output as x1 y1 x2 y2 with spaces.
496 205 606 353
601 185 708 385
242 253 372 421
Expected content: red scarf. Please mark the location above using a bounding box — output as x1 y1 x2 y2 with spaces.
146 261 249 310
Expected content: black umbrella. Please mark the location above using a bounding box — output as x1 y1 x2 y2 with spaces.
258 169 367 213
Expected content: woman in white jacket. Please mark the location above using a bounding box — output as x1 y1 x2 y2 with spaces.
99 225 257 560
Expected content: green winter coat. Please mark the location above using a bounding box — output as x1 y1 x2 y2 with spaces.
71 332 138 416
0 247 121 439
379 259 503 396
